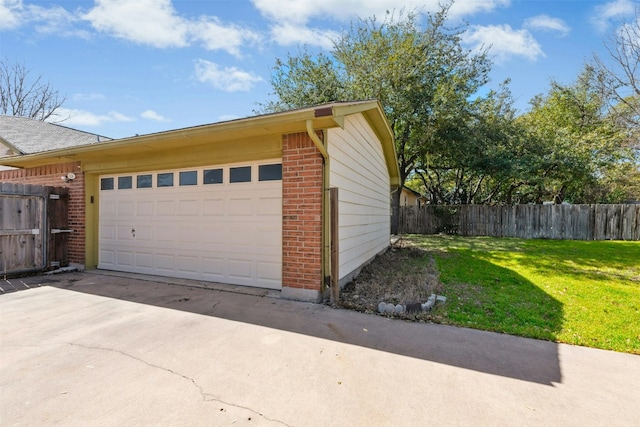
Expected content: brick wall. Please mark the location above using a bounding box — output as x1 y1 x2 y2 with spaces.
1 162 85 265
282 132 324 294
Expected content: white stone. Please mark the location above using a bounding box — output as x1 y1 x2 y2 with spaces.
422 300 435 311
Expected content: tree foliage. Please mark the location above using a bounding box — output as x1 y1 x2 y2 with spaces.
263 4 639 208
0 59 66 121
261 5 492 224
517 66 629 203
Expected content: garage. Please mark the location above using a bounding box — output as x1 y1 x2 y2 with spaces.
2 101 400 302
97 160 283 289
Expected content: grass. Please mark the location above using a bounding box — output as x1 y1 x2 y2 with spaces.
396 235 640 354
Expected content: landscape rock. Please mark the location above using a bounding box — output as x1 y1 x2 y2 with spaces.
384 303 395 314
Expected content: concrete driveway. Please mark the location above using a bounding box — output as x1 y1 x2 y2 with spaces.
1 271 638 426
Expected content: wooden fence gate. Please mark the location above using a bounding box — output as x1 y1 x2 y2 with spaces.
0 183 70 276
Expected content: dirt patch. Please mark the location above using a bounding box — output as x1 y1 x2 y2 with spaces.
338 241 445 322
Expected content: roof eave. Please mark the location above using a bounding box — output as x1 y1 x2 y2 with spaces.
0 101 400 183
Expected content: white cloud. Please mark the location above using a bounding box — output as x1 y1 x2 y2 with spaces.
190 17 259 56
524 15 570 37
82 0 188 48
464 24 544 63
0 0 22 30
0 0 85 36
447 0 511 18
252 0 510 24
141 110 171 122
194 59 263 92
82 0 258 55
252 0 510 47
270 23 337 49
52 108 135 127
26 3 88 37
71 93 106 102
591 0 636 32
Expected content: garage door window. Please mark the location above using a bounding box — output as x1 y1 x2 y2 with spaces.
101 177 114 190
179 171 197 186
157 173 174 187
118 176 133 189
259 164 282 181
203 168 223 184
230 166 251 183
137 174 152 188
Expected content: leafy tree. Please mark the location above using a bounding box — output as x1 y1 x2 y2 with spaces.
412 81 531 204
0 59 65 121
261 5 492 229
517 66 630 203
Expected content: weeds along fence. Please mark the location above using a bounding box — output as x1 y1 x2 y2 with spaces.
396 204 640 240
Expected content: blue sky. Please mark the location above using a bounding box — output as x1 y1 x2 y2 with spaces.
1 0 638 138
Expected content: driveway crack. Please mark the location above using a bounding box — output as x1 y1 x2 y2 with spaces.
63 342 292 426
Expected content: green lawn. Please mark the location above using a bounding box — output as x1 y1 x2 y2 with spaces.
405 235 640 354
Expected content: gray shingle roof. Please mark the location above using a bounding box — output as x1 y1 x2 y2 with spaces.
0 115 112 156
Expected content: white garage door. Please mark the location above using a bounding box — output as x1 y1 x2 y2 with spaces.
98 161 282 289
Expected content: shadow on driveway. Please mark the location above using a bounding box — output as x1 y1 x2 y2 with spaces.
15 270 562 386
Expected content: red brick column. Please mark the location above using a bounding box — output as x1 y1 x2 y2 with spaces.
282 132 324 301
0 162 85 266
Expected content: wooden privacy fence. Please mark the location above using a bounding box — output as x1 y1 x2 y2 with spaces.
1 183 70 275
396 204 640 240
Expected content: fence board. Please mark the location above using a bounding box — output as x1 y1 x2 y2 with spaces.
396 204 640 241
1 183 69 275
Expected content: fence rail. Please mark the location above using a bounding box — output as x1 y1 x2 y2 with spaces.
396 204 640 241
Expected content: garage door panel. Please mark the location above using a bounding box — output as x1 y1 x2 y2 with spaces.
202 228 227 249
202 256 224 272
157 227 175 242
178 226 201 243
99 249 115 265
258 197 282 216
137 201 154 216
228 258 253 279
202 199 225 215
99 163 282 290
117 225 134 241
135 252 154 268
136 225 154 241
154 253 175 272
117 200 134 216
256 228 281 246
259 260 281 280
100 225 115 240
101 199 116 216
177 255 200 274
178 199 199 216
117 250 134 267
228 197 254 215
156 200 175 216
